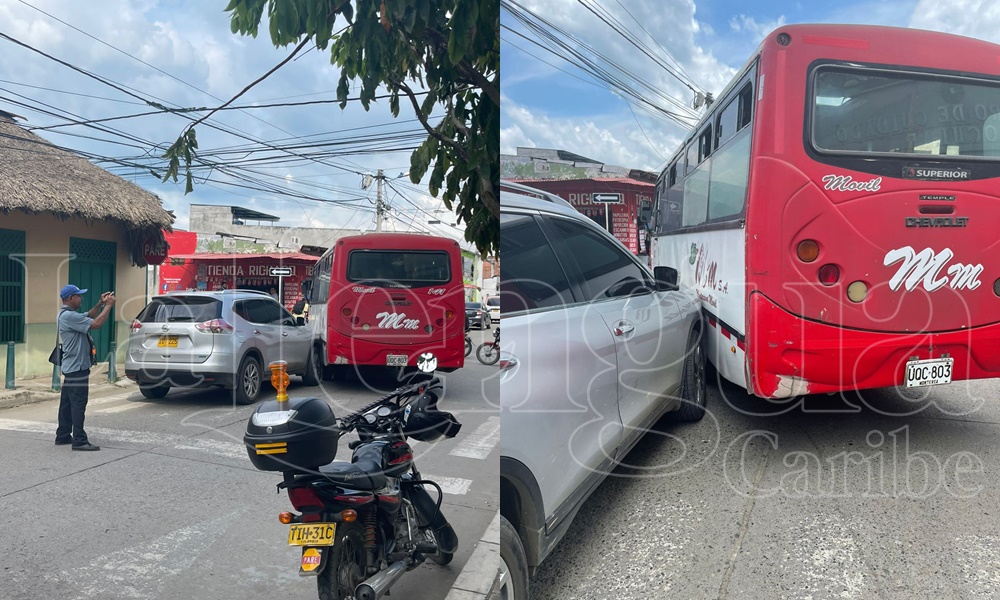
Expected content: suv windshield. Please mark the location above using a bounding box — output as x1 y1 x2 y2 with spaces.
138 297 222 323
812 65 1000 158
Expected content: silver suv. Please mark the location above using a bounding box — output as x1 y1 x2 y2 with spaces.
125 290 320 404
498 182 706 598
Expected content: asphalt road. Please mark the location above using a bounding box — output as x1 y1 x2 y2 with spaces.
528 373 1000 600
0 328 498 600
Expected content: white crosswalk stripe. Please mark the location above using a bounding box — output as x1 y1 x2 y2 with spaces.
448 416 500 460
95 402 145 414
421 475 474 496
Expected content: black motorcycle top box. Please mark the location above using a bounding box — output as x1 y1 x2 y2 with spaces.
244 397 339 473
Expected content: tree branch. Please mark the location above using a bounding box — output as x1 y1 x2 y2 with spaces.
185 37 310 131
398 82 469 161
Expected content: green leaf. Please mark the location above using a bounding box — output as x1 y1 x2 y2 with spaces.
185 172 194 194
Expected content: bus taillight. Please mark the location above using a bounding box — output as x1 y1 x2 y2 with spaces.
445 310 454 319
818 264 840 286
847 281 868 303
796 240 819 263
342 307 353 317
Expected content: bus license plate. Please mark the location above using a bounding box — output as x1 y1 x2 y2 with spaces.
157 336 178 348
386 355 407 367
904 358 953 388
288 523 337 546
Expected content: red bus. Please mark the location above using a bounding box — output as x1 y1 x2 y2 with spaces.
650 24 1000 398
308 233 465 373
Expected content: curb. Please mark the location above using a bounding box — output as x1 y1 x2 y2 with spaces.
0 367 135 411
445 511 501 600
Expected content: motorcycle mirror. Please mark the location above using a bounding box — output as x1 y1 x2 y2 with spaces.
416 352 437 373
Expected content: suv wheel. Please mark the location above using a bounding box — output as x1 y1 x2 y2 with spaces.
500 516 529 599
139 382 170 399
233 355 262 405
672 329 707 422
302 344 321 386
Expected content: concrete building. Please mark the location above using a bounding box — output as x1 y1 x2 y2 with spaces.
188 204 362 251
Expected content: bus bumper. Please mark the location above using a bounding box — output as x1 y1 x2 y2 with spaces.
748 293 1000 398
329 341 465 369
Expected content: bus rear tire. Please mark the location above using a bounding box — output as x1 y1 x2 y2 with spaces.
302 345 322 386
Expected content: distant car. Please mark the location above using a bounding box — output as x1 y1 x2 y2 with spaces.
486 296 500 323
498 181 706 598
125 290 321 404
465 301 490 330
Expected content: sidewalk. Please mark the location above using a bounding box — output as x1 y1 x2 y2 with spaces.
445 511 502 600
0 363 135 410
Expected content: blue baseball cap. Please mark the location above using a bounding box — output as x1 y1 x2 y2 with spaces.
60 284 88 299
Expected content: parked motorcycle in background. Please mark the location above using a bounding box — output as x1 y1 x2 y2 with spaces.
244 354 462 600
476 328 500 365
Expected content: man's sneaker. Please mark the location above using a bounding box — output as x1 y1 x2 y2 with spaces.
54 438 72 446
71 443 100 451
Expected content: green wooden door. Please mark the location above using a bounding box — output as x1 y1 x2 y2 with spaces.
0 229 25 344
68 238 116 361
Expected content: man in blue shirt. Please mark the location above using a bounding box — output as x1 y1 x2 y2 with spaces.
55 284 115 451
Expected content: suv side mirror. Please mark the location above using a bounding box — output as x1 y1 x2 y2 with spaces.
654 266 679 291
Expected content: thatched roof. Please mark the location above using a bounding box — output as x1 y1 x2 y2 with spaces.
0 111 174 266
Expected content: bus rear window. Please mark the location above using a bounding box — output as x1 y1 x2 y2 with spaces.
812 66 1000 158
346 250 451 287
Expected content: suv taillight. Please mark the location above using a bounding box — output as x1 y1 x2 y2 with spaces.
194 318 234 334
130 320 142 333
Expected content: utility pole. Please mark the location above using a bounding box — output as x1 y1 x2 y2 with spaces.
362 170 388 232
375 169 385 232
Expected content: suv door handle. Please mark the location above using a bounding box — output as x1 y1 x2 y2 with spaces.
613 323 635 336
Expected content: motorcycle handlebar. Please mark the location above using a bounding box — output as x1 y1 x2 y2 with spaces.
339 376 442 430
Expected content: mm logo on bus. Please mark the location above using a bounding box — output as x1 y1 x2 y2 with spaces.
884 246 983 292
375 312 421 330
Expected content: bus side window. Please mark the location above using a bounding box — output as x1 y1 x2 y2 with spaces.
685 142 698 175
708 81 754 222
717 94 740 147
737 83 754 130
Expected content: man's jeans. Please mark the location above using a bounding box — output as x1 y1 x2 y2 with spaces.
55 369 91 445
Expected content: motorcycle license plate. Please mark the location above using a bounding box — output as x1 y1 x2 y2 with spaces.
904 358 953 388
157 336 178 348
288 523 337 546
386 354 407 367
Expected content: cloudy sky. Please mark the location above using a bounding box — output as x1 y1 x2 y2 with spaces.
501 0 1000 174
0 0 464 242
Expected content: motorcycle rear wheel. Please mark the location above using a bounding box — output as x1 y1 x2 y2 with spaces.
465 336 473 357
421 526 455 565
476 342 500 365
317 520 367 600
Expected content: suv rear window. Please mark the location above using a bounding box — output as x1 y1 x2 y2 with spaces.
347 250 450 287
138 297 222 323
486 297 500 307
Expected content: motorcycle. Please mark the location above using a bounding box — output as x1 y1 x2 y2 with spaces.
244 354 462 600
476 327 500 365
465 334 473 357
